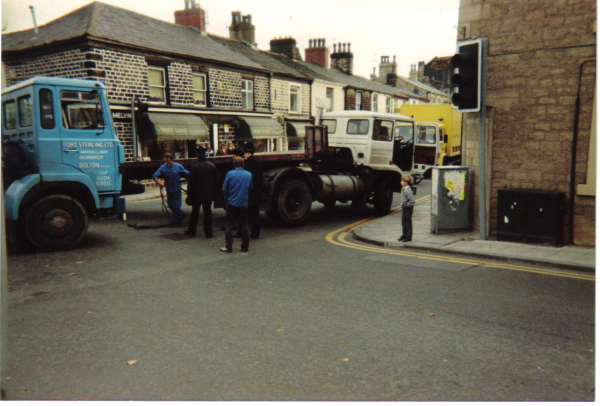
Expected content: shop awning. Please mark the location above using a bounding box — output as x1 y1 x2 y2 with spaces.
142 113 209 140
238 116 284 139
286 121 310 138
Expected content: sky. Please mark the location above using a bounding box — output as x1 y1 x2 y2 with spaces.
2 0 460 79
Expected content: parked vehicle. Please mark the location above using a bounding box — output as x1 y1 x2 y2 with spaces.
398 104 462 183
2 77 412 250
2 77 129 250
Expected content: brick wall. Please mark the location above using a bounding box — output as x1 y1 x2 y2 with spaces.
458 0 596 246
4 49 88 86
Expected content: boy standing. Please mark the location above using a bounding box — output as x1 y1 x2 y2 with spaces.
398 175 415 242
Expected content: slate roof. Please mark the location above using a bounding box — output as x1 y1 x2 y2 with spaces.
209 35 312 81
2 1 265 72
281 58 427 101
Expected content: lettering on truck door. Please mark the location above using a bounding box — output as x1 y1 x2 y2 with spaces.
59 89 117 192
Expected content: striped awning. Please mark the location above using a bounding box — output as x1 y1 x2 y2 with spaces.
238 116 284 139
142 113 209 140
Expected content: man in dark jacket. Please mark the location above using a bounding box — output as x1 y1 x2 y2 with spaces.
185 146 218 238
243 142 263 239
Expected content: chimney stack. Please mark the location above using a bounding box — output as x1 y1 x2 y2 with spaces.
229 11 256 45
270 37 302 60
174 0 206 32
330 42 353 75
305 38 329 68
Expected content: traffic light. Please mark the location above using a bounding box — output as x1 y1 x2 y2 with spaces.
451 39 483 112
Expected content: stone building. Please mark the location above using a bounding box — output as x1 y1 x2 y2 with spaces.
458 0 596 247
212 31 313 152
409 57 453 94
296 39 421 112
371 56 449 104
1 1 288 165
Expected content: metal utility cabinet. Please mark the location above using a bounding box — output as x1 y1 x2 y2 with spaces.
431 167 469 233
496 189 565 246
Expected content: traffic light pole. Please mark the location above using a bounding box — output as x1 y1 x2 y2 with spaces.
478 38 488 241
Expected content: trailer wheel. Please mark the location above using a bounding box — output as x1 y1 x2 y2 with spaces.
25 194 89 251
373 178 393 216
273 180 312 226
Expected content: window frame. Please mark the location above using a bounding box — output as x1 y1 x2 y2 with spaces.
372 119 394 142
17 95 33 128
3 100 17 130
355 92 362 111
192 73 208 107
372 93 378 112
321 119 337 134
39 89 56 130
347 119 370 135
290 84 301 113
326 87 334 112
385 96 392 113
242 79 254 110
148 66 167 104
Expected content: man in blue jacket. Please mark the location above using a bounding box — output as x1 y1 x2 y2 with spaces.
153 153 189 225
220 156 253 253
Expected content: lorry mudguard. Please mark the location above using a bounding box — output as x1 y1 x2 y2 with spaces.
40 163 100 208
4 174 41 220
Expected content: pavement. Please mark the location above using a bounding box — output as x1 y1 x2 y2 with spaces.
354 196 596 273
125 185 596 273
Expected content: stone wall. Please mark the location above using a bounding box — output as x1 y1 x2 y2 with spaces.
271 78 311 118
458 0 596 246
4 49 88 86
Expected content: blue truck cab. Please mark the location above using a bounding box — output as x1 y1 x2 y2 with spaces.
2 77 124 250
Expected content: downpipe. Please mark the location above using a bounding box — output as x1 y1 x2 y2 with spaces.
569 59 595 244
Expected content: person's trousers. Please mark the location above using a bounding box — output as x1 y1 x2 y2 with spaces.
401 205 414 239
248 203 260 238
167 190 185 224
225 204 249 251
187 200 213 237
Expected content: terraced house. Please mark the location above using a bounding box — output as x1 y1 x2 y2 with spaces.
2 1 292 164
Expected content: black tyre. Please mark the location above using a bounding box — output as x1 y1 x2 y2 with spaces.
25 194 89 250
373 178 393 216
274 180 312 226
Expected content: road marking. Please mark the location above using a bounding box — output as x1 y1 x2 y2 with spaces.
325 206 594 282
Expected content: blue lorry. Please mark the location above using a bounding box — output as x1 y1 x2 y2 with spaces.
2 77 411 251
2 77 126 250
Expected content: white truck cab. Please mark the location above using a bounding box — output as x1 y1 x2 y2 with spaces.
320 110 415 172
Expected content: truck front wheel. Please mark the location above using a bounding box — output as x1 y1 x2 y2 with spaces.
25 194 89 250
373 178 393 216
273 180 312 226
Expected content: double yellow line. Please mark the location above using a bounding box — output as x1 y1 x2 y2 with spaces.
325 201 594 282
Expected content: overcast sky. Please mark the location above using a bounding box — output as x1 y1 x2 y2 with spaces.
2 0 460 79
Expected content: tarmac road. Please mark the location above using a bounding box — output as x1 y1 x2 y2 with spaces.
4 182 594 400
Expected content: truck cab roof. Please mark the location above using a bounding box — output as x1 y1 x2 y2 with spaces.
321 110 414 122
2 76 106 95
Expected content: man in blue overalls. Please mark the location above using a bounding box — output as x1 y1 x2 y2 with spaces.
153 152 190 225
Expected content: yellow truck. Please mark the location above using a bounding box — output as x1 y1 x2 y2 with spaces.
397 104 462 183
